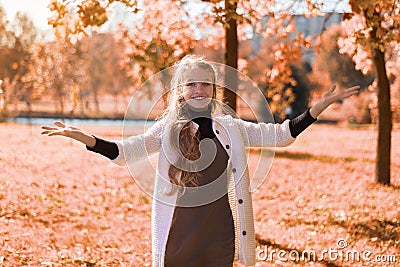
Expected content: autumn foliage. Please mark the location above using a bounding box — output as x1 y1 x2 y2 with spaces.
338 0 400 185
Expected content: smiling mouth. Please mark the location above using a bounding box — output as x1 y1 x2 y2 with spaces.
192 96 206 100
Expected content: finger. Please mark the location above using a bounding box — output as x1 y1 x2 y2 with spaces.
343 87 360 95
345 85 360 91
327 84 336 92
338 90 359 100
41 125 58 130
323 85 336 97
346 90 359 97
41 130 59 135
54 121 66 127
48 132 62 137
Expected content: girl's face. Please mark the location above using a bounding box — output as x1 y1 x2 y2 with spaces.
182 67 214 110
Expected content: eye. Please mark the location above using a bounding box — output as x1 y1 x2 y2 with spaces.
185 82 195 87
202 82 211 87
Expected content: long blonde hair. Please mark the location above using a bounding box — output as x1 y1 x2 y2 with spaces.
161 55 221 192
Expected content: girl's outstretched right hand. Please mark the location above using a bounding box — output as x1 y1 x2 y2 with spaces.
41 121 82 137
41 121 96 147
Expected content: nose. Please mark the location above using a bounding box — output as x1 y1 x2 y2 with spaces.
193 83 202 92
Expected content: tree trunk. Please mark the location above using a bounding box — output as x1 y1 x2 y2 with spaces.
223 0 238 112
26 101 32 119
91 85 100 114
114 93 119 114
79 91 85 116
0 101 8 122
372 48 392 185
59 95 65 120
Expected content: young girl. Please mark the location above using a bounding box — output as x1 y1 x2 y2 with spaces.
41 55 359 267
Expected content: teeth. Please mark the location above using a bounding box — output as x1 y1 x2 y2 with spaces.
193 96 205 100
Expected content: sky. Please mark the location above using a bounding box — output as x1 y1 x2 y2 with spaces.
0 0 138 40
0 0 53 31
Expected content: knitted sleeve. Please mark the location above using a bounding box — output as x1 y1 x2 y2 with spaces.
235 108 316 148
236 118 295 147
111 120 163 166
86 120 163 166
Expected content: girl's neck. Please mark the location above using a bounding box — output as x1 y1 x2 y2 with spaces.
186 105 212 120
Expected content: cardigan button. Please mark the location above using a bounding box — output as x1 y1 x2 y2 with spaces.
215 130 220 134
232 168 236 173
242 231 247 236
225 144 230 149
238 199 243 204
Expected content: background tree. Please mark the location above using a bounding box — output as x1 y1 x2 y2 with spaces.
105 35 132 114
115 0 197 100
31 38 86 118
48 0 139 39
0 7 38 120
195 1 312 113
12 12 39 115
286 61 312 119
49 0 197 111
338 1 400 185
48 0 312 114
83 33 112 114
313 23 375 124
316 24 374 91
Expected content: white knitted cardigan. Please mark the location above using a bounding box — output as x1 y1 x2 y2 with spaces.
111 115 295 266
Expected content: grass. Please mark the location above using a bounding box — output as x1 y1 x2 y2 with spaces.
0 122 399 266
250 148 358 164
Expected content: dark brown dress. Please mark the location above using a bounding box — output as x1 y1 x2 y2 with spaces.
163 112 234 267
164 136 235 267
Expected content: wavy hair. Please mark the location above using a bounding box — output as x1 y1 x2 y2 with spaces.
160 55 222 194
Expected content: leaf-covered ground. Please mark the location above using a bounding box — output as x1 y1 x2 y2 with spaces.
0 123 399 266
